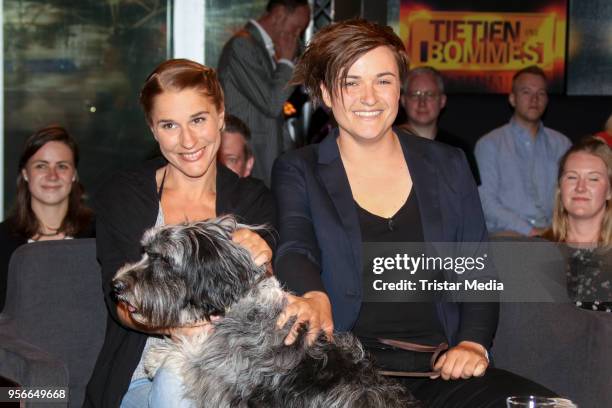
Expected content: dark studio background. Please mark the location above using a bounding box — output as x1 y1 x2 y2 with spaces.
340 0 612 149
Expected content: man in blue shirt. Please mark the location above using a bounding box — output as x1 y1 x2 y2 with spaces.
475 66 571 236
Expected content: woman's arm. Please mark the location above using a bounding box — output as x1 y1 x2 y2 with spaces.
233 178 278 252
272 154 334 343
452 149 499 347
94 171 158 331
272 155 325 293
438 148 497 379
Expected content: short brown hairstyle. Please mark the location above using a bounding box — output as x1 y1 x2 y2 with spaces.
140 59 224 125
511 65 547 92
545 136 612 245
292 19 409 106
223 114 253 159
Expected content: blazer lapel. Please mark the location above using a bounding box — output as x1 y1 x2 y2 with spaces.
397 130 445 242
316 133 362 275
314 130 446 291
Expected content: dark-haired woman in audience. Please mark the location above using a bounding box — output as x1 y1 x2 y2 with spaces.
84 59 277 408
272 19 556 407
0 125 94 312
543 136 612 312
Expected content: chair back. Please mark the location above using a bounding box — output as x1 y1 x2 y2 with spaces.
2 238 106 408
488 236 612 407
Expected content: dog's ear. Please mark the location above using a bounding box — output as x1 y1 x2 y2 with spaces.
138 254 187 327
137 217 266 322
184 222 262 316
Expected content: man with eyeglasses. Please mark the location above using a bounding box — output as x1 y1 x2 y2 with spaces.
400 66 480 183
475 65 571 237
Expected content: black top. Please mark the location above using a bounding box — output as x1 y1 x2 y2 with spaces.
84 158 277 408
566 247 612 313
352 190 446 347
0 216 95 312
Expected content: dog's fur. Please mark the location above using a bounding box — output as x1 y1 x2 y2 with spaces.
112 216 419 407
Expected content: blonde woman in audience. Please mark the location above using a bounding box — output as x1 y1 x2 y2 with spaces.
543 136 612 312
0 125 94 312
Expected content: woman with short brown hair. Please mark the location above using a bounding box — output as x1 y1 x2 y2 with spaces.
273 19 556 406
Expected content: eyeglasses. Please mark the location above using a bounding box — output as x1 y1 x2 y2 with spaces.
405 90 440 102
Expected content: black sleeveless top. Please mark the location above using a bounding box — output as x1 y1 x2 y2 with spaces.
352 189 446 347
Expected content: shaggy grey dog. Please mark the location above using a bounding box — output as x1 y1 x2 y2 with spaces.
112 216 419 407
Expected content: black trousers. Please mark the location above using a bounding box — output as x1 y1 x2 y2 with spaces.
399 368 557 408
368 346 556 407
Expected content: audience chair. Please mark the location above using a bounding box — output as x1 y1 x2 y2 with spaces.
0 239 106 408
490 236 612 408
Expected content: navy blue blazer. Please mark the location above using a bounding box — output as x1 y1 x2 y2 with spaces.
272 128 498 348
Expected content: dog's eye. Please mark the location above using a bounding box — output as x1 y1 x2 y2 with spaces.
146 251 161 261
147 251 174 268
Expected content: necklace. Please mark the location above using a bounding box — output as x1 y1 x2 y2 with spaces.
37 221 62 237
31 230 61 242
36 230 60 237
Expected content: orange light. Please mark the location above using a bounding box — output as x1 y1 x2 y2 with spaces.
283 102 297 116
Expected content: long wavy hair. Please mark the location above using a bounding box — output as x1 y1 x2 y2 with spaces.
8 125 93 238
544 136 612 245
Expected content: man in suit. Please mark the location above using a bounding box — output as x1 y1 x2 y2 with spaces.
218 0 310 186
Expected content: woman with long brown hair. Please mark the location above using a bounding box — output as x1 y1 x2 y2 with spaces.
0 125 94 311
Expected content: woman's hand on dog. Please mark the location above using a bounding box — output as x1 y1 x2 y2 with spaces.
232 228 273 268
431 340 489 380
232 229 334 346
278 291 334 346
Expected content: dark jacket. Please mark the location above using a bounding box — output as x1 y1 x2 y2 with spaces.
272 128 498 348
84 158 276 408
